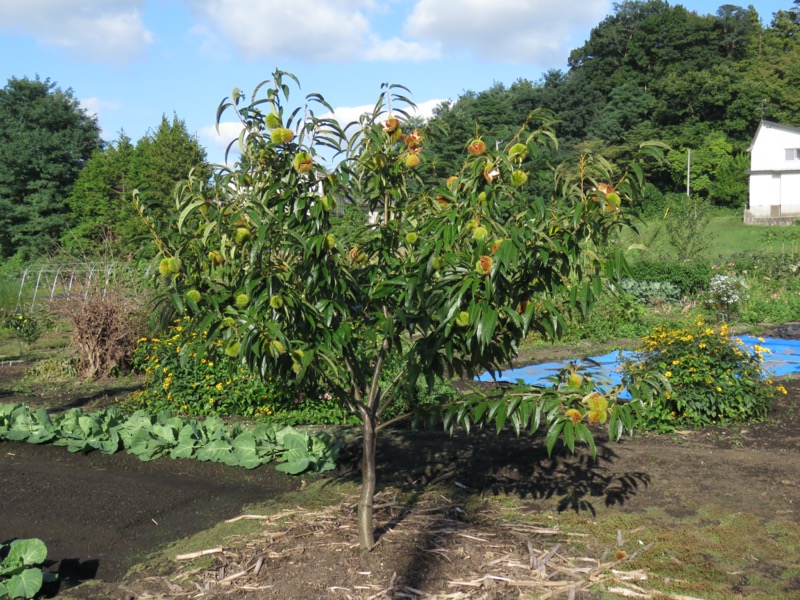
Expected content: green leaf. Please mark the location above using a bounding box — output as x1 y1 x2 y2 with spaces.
562 421 575 453
6 538 47 567
196 439 235 463
3 568 43 599
545 420 566 456
232 431 261 469
276 428 308 451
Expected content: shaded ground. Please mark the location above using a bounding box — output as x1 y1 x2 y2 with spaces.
2 346 800 598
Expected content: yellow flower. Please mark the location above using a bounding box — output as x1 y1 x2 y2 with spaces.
665 371 672 378
672 360 681 365
777 385 788 395
716 386 722 392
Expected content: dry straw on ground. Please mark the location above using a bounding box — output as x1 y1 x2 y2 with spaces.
119 490 704 599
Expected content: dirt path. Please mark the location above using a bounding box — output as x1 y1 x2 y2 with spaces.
1 435 299 586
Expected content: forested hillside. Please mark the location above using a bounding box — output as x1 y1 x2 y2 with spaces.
426 1 800 207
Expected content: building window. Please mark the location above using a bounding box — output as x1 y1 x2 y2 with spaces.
786 148 800 160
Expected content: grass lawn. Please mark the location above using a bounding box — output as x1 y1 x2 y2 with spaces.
621 213 800 260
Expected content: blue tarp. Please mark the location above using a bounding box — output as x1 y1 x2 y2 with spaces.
476 336 800 388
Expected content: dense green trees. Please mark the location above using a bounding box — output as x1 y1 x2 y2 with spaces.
0 77 101 259
426 1 800 209
63 115 210 254
0 72 208 259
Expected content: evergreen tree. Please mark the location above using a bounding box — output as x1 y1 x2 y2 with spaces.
130 114 211 217
63 115 210 256
62 132 137 254
0 76 101 259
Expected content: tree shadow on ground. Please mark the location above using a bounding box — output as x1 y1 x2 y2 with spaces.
330 425 650 591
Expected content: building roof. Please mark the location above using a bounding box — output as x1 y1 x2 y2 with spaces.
748 120 800 152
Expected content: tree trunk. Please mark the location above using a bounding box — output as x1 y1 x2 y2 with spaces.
357 408 378 550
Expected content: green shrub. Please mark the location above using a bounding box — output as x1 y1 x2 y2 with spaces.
130 317 354 424
628 259 712 296
378 354 458 421
620 279 681 306
130 317 286 417
563 292 653 341
1 310 45 353
739 283 800 325
621 318 779 431
635 183 667 219
720 251 800 280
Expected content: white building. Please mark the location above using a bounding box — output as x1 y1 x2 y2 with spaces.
745 121 800 225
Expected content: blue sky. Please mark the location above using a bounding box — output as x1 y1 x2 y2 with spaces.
0 1 791 165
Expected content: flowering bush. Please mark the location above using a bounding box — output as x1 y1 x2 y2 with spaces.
705 274 748 317
621 318 780 430
129 317 353 423
130 317 291 418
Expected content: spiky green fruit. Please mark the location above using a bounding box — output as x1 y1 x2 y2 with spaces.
234 227 251 244
270 340 286 355
167 257 180 274
186 289 201 303
472 226 488 241
568 373 583 388
269 295 284 309
404 154 420 168
265 112 281 128
455 311 470 328
235 293 249 308
270 127 294 145
209 251 224 265
511 170 528 187
224 341 240 358
293 152 313 173
405 232 418 245
279 128 294 143
324 234 336 250
508 143 528 162
158 258 172 277
222 317 237 328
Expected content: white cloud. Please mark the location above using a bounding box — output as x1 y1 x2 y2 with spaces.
79 97 121 119
365 37 439 62
185 0 443 63
187 0 373 61
199 121 245 162
412 98 445 121
79 96 122 137
404 0 611 64
0 0 154 62
322 97 444 127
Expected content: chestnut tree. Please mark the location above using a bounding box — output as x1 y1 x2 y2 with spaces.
139 70 661 550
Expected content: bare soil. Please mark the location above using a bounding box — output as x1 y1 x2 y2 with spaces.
2 347 800 599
